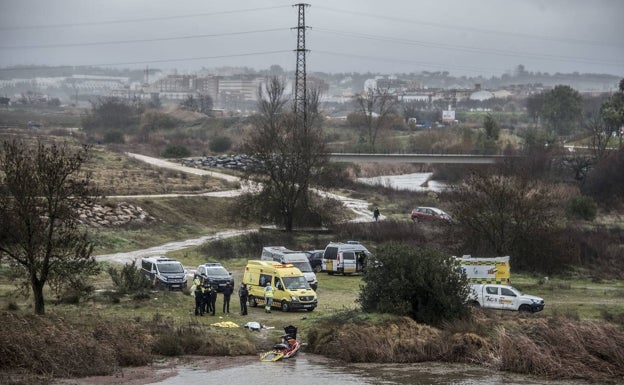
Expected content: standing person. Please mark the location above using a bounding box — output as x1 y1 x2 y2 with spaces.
263 281 274 313
194 284 203 316
238 283 248 315
202 283 211 315
209 284 218 316
222 282 233 313
373 208 380 222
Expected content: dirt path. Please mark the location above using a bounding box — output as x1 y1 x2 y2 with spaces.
95 229 257 265
95 153 378 265
126 153 241 183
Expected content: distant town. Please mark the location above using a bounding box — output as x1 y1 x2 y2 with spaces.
0 64 620 120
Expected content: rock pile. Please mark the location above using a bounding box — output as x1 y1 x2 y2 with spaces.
77 202 156 228
182 154 260 171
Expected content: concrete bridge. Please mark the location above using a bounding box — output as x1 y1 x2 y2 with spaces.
329 153 516 164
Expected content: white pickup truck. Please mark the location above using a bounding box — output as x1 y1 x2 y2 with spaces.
468 284 545 313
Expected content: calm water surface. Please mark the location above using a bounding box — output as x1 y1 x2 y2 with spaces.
358 172 447 192
151 354 591 385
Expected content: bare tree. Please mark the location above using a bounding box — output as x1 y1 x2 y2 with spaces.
242 77 328 231
450 173 563 272
562 116 612 183
354 88 398 152
586 116 612 160
180 94 213 115
0 140 99 314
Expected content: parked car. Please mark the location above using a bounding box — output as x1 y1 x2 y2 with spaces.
305 250 325 273
194 262 234 292
410 207 452 223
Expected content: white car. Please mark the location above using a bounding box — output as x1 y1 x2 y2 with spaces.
469 284 545 312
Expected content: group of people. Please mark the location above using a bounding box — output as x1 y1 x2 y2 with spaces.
193 277 249 316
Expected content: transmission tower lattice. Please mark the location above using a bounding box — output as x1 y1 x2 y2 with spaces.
293 3 310 129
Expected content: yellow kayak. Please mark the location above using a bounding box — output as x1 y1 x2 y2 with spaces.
259 350 284 362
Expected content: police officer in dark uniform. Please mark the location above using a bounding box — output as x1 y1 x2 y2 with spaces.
238 283 248 315
222 282 233 313
202 282 211 315
194 284 203 316
209 284 218 316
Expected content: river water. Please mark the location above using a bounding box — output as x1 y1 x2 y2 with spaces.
358 172 447 192
149 354 589 385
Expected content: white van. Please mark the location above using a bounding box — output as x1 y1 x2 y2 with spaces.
322 241 370 275
261 246 318 291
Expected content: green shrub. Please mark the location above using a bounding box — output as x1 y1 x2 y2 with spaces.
566 195 597 221
108 261 151 294
359 242 470 326
209 135 232 153
102 130 125 144
161 144 191 158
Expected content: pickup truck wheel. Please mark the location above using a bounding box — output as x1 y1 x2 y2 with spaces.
249 296 257 307
518 304 532 312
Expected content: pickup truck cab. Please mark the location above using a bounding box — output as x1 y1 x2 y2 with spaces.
469 284 545 313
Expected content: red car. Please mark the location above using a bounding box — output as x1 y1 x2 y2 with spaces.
410 207 452 223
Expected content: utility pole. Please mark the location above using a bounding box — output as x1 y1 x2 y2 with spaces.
292 3 310 129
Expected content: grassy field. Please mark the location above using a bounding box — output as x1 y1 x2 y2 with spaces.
1 134 624 383
0 142 621 323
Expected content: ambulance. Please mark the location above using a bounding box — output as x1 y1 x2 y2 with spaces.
456 255 511 285
243 260 317 312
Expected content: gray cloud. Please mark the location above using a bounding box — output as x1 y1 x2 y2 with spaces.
0 0 622 76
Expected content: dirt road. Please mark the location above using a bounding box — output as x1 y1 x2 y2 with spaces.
95 153 378 265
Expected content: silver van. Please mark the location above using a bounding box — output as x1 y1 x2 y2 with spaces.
140 256 187 290
261 246 318 291
322 241 370 275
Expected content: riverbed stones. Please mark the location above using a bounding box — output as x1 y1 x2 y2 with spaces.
76 202 156 228
181 155 260 171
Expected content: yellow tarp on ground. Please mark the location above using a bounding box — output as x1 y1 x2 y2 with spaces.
211 321 239 328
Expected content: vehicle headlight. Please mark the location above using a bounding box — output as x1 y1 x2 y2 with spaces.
291 295 299 302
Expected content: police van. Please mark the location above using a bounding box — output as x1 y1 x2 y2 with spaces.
261 246 318 290
140 256 187 290
243 260 317 312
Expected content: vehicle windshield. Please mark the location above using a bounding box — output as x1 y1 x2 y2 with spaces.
282 276 310 290
158 262 184 274
291 261 312 273
206 267 230 276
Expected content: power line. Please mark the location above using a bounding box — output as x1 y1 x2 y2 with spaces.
312 50 504 75
0 50 293 72
315 5 621 49
315 28 624 68
0 5 292 31
0 28 290 50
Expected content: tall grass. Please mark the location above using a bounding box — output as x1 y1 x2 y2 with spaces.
497 317 624 382
0 311 257 383
305 311 624 383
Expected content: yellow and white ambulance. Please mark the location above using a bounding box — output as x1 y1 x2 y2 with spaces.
243 260 317 312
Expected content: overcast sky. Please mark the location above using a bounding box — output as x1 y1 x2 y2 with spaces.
0 0 622 77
